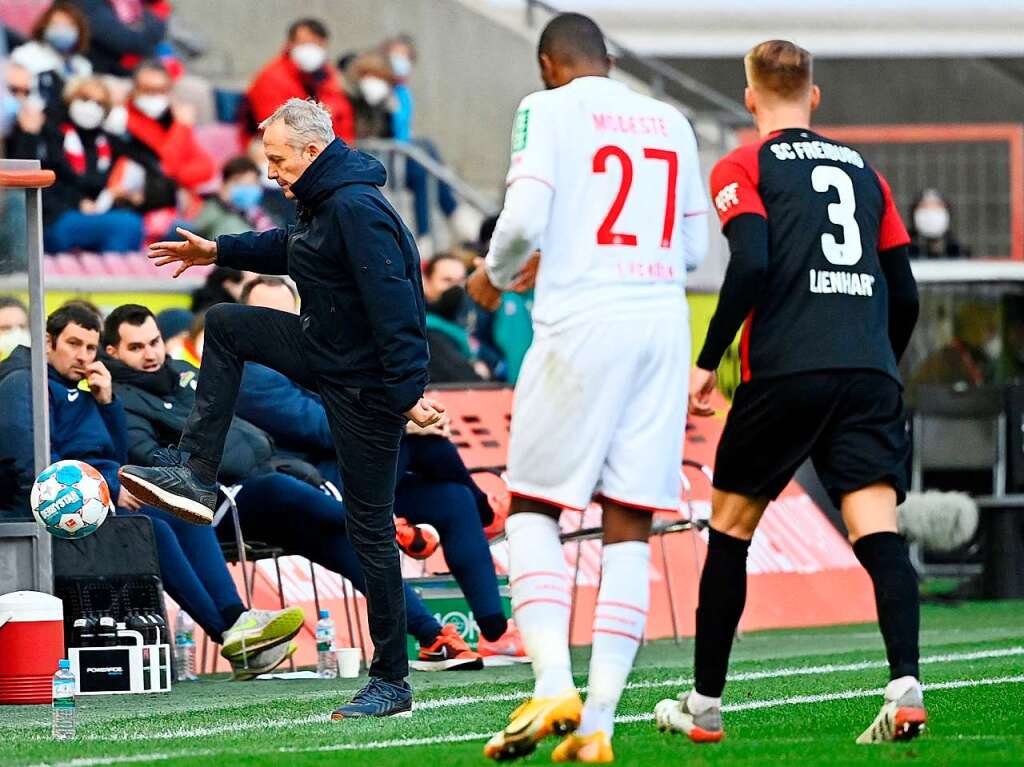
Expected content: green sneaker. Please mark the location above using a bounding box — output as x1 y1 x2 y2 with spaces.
232 641 298 681
220 607 305 661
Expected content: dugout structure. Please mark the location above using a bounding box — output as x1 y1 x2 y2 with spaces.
0 160 55 594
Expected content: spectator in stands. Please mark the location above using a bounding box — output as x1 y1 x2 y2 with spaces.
908 188 970 259
340 50 395 141
474 215 534 384
235 278 523 659
34 76 146 253
3 61 46 153
155 306 191 360
369 35 474 250
104 302 490 670
422 253 489 383
69 0 168 77
180 310 203 366
383 35 415 142
119 60 214 207
245 137 296 227
190 266 248 313
242 18 353 144
189 157 274 240
10 2 92 109
0 296 29 359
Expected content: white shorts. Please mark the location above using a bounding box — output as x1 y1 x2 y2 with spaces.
507 302 690 512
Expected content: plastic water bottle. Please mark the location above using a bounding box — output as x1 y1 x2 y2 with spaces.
173 611 198 681
316 610 337 679
52 660 76 740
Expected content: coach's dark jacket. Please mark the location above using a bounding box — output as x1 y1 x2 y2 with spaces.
215 139 429 414
106 357 274 485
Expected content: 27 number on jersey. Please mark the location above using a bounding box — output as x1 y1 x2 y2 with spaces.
593 145 679 249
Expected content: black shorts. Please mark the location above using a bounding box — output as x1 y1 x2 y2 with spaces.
713 370 910 507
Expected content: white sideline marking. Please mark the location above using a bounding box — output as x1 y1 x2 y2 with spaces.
32 673 1024 766
73 645 1024 742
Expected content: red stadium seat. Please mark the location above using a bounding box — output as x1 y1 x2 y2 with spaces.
194 122 244 169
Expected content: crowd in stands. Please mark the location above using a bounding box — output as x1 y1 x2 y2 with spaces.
0 289 524 673
1 4 473 259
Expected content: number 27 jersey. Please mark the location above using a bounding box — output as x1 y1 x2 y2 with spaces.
710 127 911 383
508 77 707 328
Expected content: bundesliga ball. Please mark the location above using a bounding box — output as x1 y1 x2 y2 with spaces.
31 460 111 539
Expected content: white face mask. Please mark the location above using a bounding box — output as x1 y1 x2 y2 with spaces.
68 99 106 130
359 76 391 106
914 207 950 240
133 93 169 120
390 53 412 79
984 336 1003 361
0 328 30 359
290 43 326 73
103 104 128 135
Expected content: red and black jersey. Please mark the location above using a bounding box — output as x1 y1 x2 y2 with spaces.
709 127 910 383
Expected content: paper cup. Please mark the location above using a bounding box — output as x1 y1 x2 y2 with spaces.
335 647 361 678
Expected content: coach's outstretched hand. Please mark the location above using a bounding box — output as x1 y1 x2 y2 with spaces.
148 227 218 277
689 366 718 417
404 397 446 428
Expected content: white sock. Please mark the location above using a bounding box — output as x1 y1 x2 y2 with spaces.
885 675 922 701
578 541 650 737
506 512 575 698
687 689 721 714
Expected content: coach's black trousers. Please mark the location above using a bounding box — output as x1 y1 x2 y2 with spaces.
178 303 409 682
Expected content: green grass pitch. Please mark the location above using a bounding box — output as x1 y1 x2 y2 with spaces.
3 601 1022 766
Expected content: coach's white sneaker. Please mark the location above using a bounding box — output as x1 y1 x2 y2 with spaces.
856 676 927 744
654 691 724 743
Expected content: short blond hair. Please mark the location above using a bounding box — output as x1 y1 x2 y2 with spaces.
744 40 812 100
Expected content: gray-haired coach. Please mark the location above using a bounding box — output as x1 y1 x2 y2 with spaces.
119 98 443 718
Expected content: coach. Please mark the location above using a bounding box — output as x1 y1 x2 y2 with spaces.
120 98 442 718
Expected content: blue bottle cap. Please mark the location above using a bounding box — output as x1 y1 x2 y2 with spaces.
319 610 329 619
58 659 70 669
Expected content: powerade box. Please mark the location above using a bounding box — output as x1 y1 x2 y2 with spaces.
68 626 170 695
406 575 512 658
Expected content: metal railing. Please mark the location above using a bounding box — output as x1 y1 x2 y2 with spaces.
358 138 500 254
523 0 749 127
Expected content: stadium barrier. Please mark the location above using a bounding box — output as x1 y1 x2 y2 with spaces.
170 386 876 673
738 123 1024 260
0 161 55 595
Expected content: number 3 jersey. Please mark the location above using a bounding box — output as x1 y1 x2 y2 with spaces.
492 76 708 328
710 127 911 383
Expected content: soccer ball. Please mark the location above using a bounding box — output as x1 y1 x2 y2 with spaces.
31 460 111 539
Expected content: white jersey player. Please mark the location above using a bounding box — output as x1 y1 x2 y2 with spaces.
468 13 708 764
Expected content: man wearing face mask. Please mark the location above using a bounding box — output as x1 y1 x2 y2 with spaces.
340 50 395 141
243 18 354 145
907 188 970 259
10 1 93 109
190 156 275 240
422 253 489 383
28 75 145 253
120 59 215 207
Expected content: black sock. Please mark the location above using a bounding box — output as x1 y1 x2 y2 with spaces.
221 603 245 629
853 532 920 680
477 612 508 642
694 528 750 697
185 455 218 486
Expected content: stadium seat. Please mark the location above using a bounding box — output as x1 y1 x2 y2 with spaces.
194 123 244 169
0 0 48 35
